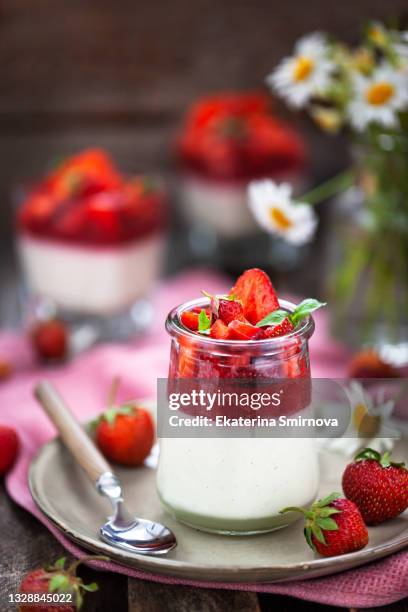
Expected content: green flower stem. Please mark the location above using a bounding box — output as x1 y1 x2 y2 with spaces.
301 169 355 206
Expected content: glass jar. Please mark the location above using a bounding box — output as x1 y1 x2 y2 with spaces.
156 298 319 535
14 173 167 344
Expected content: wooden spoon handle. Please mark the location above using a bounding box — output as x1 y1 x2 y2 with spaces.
35 380 111 483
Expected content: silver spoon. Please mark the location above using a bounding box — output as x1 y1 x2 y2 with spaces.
34 380 177 556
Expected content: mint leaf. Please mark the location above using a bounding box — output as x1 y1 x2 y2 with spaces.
256 299 326 329
290 299 326 326
198 309 211 334
256 309 289 328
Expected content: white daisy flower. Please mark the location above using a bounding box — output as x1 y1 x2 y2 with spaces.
248 180 317 245
348 64 408 131
319 381 400 457
267 33 334 108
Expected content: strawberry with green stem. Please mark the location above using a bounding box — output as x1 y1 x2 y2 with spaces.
19 555 108 611
94 378 155 466
281 492 368 557
342 447 408 525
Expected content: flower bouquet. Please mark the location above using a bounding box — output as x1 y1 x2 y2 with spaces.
249 23 408 354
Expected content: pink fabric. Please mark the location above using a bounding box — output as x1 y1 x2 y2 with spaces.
1 269 406 608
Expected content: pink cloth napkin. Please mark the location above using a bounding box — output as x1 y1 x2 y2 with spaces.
1 269 407 608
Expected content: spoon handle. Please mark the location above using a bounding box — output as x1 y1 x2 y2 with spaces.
35 380 111 484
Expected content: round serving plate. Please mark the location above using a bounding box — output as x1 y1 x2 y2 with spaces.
29 439 408 584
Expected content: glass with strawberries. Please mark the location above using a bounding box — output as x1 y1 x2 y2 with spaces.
175 92 305 268
16 150 167 341
157 269 324 535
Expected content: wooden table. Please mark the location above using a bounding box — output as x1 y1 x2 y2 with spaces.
0 483 406 612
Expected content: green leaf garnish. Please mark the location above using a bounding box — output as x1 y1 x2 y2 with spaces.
256 298 326 328
198 309 211 334
256 309 289 327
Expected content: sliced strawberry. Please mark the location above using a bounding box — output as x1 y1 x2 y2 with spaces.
181 310 199 331
48 148 122 199
210 319 230 339
228 319 263 340
177 337 199 378
218 299 244 324
84 192 123 242
263 318 294 338
230 268 279 325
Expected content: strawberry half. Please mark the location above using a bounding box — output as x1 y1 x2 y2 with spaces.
342 448 408 525
180 310 200 331
230 268 279 325
263 318 295 338
228 319 263 340
282 493 368 557
210 319 230 339
218 299 244 324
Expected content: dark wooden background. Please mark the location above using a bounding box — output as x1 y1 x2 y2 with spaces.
1 0 407 245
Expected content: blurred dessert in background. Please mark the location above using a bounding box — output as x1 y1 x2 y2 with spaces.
176 92 305 238
16 149 167 339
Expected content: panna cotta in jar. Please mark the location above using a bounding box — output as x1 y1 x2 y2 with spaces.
16 149 166 323
157 268 323 534
176 92 305 239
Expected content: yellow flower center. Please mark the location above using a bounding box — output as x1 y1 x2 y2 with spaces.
269 207 292 230
293 56 314 82
368 26 387 47
366 82 394 106
353 403 380 438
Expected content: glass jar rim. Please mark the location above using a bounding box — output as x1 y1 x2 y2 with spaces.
165 297 315 349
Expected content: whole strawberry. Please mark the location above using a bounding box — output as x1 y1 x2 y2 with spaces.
31 319 68 362
281 492 368 557
342 448 408 525
19 555 104 611
0 424 19 474
95 403 155 466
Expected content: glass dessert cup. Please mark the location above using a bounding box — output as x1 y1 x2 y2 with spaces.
15 151 167 343
157 298 319 535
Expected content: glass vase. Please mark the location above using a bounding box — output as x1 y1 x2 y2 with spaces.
328 129 408 362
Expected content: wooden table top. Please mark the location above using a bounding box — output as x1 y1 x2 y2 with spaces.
0 482 406 612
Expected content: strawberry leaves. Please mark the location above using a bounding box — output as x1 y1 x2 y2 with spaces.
281 492 342 552
256 298 326 329
354 447 406 470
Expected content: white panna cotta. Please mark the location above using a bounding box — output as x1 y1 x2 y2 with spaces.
18 233 164 315
157 436 319 533
180 173 305 238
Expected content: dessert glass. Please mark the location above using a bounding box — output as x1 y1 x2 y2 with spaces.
175 92 306 269
15 160 167 342
157 297 319 535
